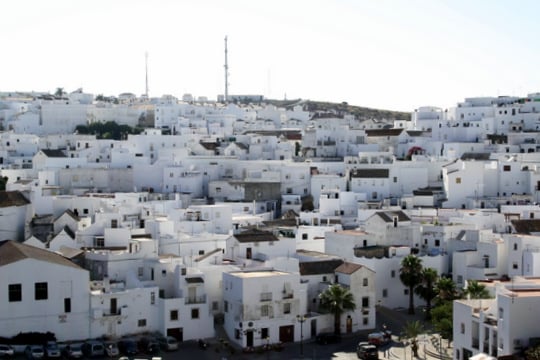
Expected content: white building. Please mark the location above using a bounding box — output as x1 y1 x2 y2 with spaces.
0 240 90 341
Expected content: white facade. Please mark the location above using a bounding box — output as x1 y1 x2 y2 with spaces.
0 241 90 341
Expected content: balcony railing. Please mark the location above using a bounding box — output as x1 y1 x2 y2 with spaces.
185 295 206 304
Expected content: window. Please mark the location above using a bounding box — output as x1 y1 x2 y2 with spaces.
302 233 308 240
224 300 228 313
435 239 440 247
393 177 397 183
216 187 221 193
514 243 518 251
83 208 89 214
162 270 167 277
503 165 511 172
460 323 465 334
404 289 409 295
191 308 200 319
261 328 268 339
457 276 463 284
138 319 147 327
170 310 178 321
286 188 292 194
261 305 270 317
513 262 518 269
363 317 369 325
35 282 48 300
382 289 388 298
181 268 186 276
9 284 22 302
138 267 144 277
456 177 461 184
391 270 395 278
363 278 368 286
212 301 219 311
362 297 369 307
283 303 291 314
64 298 71 313
150 292 155 305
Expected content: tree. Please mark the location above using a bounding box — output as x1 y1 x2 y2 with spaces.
434 277 458 304
401 320 425 358
399 255 423 314
431 301 453 343
525 344 540 360
318 284 356 335
463 280 491 299
54 88 64 98
415 267 438 320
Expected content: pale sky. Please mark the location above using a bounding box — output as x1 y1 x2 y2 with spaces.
1 0 539 111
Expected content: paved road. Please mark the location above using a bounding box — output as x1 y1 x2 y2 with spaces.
11 307 452 360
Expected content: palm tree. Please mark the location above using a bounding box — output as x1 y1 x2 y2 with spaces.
54 87 64 98
401 320 425 357
435 277 458 304
318 284 356 335
415 267 438 320
399 255 423 314
463 280 491 299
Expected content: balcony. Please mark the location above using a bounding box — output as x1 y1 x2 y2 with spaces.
185 295 206 304
282 292 293 299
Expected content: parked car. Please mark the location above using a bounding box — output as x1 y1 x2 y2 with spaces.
24 345 44 360
315 332 341 345
357 341 378 360
367 331 391 347
0 345 14 357
82 341 105 358
118 339 138 356
103 342 119 357
138 337 160 355
61 344 83 359
157 336 178 351
44 342 61 358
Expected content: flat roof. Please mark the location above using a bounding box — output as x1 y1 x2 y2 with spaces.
231 270 290 278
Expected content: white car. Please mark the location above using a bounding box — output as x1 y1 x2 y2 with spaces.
45 342 61 358
0 344 14 357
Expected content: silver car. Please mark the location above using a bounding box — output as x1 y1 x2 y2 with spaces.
24 345 44 360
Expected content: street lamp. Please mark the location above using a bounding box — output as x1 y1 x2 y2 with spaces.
296 314 306 357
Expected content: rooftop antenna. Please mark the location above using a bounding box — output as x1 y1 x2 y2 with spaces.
145 51 149 98
224 36 229 102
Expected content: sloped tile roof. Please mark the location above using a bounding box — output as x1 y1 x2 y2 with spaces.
0 240 82 269
511 219 540 234
0 191 30 208
350 169 389 178
375 210 411 223
233 229 278 243
365 129 404 137
460 152 491 161
335 262 363 274
299 259 344 275
41 149 67 158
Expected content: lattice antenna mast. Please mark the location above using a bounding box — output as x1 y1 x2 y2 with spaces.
224 36 229 102
145 51 149 98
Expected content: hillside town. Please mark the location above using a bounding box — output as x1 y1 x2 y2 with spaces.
2 89 540 360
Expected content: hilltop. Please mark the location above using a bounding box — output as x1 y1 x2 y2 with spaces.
265 99 411 121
